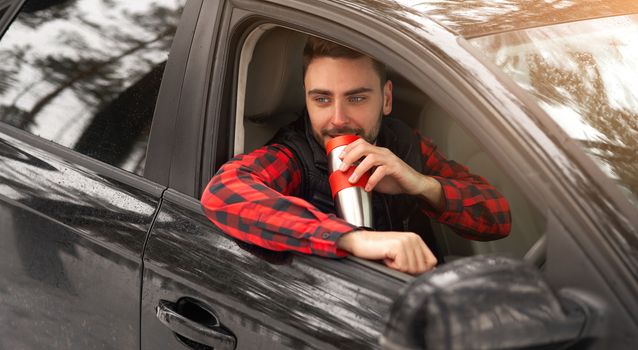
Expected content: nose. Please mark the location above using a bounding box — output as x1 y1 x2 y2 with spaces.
331 101 349 127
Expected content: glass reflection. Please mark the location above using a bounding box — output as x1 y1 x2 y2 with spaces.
0 0 185 176
392 0 638 37
0 135 158 252
471 14 638 207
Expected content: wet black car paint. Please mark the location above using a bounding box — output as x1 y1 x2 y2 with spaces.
141 190 403 349
0 127 161 349
1 0 637 349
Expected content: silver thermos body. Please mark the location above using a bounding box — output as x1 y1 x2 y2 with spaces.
325 135 374 229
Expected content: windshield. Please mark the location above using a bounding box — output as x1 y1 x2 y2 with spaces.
470 14 638 207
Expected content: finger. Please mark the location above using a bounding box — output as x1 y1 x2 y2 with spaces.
382 248 399 269
384 257 408 273
413 240 427 274
408 247 421 275
402 233 429 275
340 141 371 171
402 238 417 274
364 165 386 191
383 258 398 271
341 138 368 156
339 138 366 161
408 234 428 275
425 251 437 271
349 154 380 183
385 244 409 273
420 241 437 271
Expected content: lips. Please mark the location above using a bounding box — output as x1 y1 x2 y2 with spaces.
322 127 362 138
326 130 361 137
328 133 358 138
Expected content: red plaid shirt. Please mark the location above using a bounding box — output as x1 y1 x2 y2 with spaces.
201 134 511 258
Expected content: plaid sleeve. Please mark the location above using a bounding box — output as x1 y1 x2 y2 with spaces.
200 144 357 257
417 134 511 240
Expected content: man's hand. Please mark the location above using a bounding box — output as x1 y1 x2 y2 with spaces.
336 230 437 274
338 138 444 210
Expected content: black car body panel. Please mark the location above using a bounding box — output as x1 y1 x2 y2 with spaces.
0 128 161 349
141 189 403 349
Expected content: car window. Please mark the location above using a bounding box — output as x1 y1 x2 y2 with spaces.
470 14 638 208
0 0 185 176
237 26 546 266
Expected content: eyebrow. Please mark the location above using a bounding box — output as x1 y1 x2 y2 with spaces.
307 87 374 96
345 87 374 96
307 89 333 96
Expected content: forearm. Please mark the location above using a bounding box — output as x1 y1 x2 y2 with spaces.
336 230 438 274
415 174 445 212
203 187 355 256
201 145 358 257
418 135 511 239
421 176 511 239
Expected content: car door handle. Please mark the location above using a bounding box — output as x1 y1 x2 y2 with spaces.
156 299 236 350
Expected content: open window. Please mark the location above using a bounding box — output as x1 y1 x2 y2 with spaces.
234 26 307 155
234 25 546 266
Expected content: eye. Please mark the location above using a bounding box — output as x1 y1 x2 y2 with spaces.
348 96 366 103
314 96 330 104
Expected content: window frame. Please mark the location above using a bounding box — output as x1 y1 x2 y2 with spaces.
0 0 21 39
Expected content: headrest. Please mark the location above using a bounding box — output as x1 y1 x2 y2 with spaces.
244 28 307 122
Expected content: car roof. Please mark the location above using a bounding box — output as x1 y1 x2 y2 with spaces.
334 0 638 38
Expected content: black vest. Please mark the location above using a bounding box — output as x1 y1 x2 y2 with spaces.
269 112 442 261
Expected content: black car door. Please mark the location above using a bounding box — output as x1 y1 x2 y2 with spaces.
141 189 404 349
0 0 186 348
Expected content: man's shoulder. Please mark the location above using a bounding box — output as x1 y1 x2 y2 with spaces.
267 112 306 144
382 116 417 133
268 128 309 161
380 116 421 146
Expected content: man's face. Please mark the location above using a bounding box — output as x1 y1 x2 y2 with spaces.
304 56 392 147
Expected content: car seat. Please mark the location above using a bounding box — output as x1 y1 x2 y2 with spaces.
239 27 307 154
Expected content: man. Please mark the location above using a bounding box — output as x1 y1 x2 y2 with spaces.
201 36 511 275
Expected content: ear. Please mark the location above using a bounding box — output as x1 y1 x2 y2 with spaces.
382 80 393 116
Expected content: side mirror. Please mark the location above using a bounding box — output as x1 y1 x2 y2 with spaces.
381 256 588 349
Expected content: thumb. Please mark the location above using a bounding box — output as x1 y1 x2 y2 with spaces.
383 249 399 268
383 258 396 268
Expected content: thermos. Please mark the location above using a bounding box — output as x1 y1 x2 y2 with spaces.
325 135 374 229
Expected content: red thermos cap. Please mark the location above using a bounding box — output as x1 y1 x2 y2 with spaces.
325 135 369 198
325 135 360 155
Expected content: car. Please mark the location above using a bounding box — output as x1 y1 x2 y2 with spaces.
1 0 637 349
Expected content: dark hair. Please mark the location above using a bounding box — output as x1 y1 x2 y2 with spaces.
302 36 387 86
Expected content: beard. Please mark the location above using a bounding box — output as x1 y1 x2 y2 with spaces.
313 113 383 147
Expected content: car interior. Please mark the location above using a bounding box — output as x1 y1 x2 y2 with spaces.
234 25 547 268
